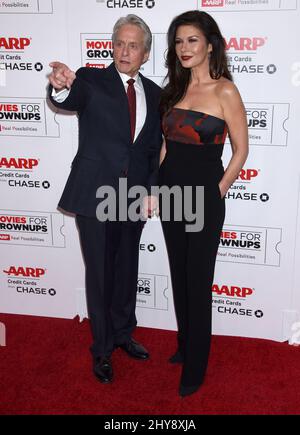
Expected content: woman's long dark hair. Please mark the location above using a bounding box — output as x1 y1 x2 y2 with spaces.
160 10 232 115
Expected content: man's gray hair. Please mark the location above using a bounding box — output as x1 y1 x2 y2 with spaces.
112 14 152 52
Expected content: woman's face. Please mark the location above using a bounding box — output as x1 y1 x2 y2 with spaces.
175 25 212 69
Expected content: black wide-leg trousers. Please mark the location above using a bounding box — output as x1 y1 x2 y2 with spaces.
161 193 225 387
159 141 225 388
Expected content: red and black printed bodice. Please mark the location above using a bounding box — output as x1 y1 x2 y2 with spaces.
163 107 227 146
160 108 228 186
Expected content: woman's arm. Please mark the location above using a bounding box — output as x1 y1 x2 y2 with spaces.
159 137 167 165
219 82 249 198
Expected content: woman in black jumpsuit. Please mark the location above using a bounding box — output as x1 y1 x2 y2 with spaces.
159 11 249 397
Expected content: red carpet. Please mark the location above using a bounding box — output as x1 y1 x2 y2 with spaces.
0 313 300 415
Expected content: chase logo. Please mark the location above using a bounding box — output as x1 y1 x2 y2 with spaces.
97 0 156 9
145 0 155 8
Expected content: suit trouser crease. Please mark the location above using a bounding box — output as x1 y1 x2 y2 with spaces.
76 215 143 358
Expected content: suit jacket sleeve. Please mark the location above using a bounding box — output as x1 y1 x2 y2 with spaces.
48 67 91 112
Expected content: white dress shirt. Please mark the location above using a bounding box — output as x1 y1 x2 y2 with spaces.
51 67 147 142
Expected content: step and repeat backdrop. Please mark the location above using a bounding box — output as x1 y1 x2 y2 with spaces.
1 0 300 343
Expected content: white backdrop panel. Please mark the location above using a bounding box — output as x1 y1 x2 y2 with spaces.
1 0 300 343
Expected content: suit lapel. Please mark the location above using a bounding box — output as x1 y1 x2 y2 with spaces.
133 74 154 145
102 65 156 146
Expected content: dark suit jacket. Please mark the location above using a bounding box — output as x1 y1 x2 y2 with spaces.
48 63 162 217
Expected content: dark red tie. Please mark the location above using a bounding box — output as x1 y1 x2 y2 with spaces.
127 78 136 141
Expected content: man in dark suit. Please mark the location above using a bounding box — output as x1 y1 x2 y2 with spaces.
48 15 162 384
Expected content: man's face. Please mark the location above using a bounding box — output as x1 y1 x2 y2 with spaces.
113 24 149 77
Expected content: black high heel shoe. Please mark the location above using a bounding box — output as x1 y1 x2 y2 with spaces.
168 350 184 364
179 383 201 397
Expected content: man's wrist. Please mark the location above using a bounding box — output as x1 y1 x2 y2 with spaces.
51 86 70 103
54 86 67 92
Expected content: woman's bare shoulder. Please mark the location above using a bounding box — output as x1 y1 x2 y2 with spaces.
215 78 239 98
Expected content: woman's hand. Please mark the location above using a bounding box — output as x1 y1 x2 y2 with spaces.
218 181 229 199
142 195 159 219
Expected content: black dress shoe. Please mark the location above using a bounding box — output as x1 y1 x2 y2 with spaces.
169 350 184 364
179 383 201 397
118 338 149 360
93 356 113 383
